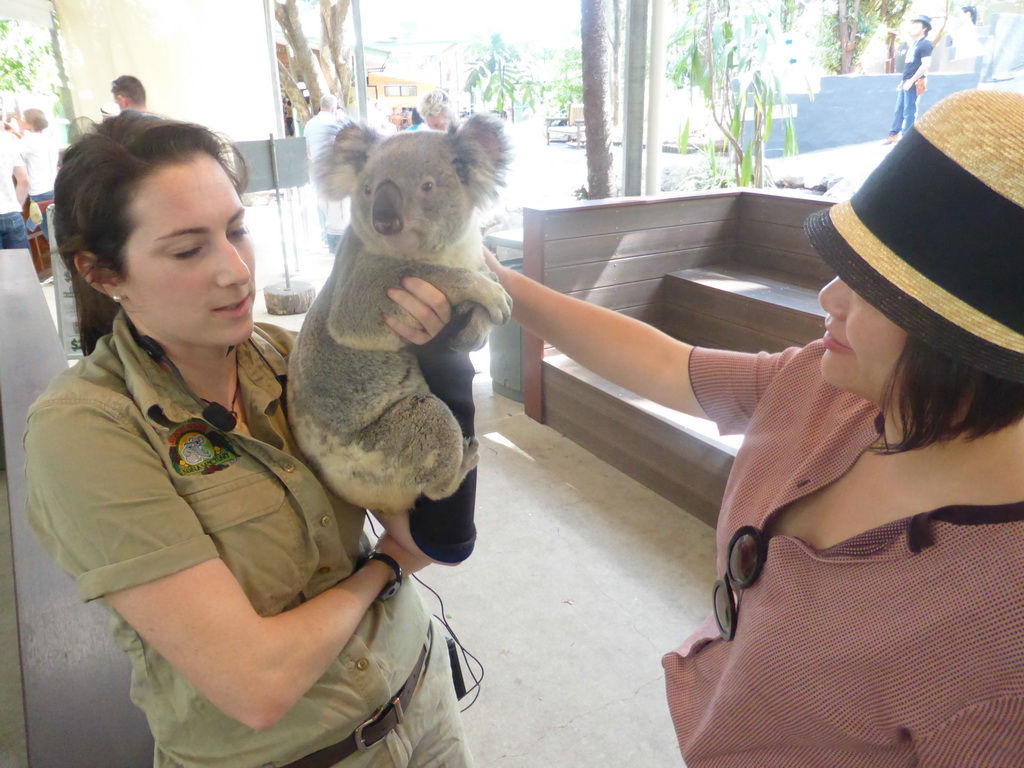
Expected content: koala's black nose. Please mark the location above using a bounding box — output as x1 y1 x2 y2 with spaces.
371 180 404 236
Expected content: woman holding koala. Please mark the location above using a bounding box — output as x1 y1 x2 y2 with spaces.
477 90 1024 764
24 111 474 768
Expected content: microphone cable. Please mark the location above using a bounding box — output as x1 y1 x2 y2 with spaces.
366 517 484 711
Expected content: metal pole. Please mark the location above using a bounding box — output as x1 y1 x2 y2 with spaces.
298 185 312 253
352 0 369 121
287 187 302 275
622 0 649 196
49 11 76 131
263 0 286 138
268 134 291 290
644 0 667 195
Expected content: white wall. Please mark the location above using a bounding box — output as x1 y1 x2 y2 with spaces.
0 0 55 27
54 0 278 142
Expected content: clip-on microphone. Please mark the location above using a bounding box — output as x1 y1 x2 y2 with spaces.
132 330 238 432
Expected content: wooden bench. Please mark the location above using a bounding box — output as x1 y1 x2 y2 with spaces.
1 249 153 767
520 190 832 526
545 103 586 146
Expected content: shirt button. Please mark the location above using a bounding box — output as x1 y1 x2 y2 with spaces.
317 566 331 575
320 515 332 527
282 462 296 473
355 658 369 671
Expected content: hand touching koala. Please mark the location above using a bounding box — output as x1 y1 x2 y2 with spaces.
288 115 512 517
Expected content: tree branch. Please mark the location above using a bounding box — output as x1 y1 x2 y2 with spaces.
276 0 325 114
279 59 311 125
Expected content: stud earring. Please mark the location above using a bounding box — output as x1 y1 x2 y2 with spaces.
111 295 121 302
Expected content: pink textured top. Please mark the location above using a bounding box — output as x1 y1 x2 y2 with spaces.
663 341 1024 766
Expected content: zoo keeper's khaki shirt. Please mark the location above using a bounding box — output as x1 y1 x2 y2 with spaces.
25 312 431 768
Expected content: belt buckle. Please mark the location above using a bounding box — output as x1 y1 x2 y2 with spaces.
354 693 404 752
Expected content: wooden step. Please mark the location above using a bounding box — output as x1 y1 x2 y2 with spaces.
541 354 738 528
734 193 835 289
661 265 826 353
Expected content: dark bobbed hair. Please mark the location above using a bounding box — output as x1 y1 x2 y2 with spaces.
54 112 248 354
879 335 1024 453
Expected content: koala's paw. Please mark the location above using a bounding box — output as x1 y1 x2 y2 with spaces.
479 281 513 326
423 437 480 500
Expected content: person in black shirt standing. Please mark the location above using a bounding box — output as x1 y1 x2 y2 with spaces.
884 15 933 144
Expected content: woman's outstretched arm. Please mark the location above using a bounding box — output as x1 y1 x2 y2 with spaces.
485 251 707 419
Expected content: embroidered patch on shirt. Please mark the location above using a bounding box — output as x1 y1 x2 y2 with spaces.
168 421 241 476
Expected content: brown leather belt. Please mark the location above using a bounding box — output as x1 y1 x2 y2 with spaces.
282 640 430 768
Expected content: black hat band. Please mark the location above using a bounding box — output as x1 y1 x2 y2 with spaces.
845 129 1024 351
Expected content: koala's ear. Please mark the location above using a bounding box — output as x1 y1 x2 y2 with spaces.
451 114 512 205
315 122 384 201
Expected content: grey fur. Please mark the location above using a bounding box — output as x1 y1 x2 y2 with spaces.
289 114 513 515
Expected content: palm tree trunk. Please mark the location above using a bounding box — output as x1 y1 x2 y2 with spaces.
581 0 612 199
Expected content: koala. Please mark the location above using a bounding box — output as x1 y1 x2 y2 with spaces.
288 114 513 516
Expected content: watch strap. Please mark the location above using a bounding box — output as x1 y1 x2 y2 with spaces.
357 551 403 601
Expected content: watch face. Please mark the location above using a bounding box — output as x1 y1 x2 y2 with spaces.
379 580 401 601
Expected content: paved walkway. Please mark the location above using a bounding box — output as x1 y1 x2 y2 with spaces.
767 138 895 199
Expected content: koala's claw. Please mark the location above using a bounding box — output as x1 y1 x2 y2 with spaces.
485 286 513 326
461 437 480 473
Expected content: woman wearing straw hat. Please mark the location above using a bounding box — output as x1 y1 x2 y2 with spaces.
465 90 1024 763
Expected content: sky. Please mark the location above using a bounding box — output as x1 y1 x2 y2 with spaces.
359 0 582 49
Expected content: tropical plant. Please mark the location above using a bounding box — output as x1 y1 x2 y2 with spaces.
464 34 543 120
0 20 59 101
545 45 584 116
816 0 912 74
675 141 737 191
669 0 799 188
779 0 810 32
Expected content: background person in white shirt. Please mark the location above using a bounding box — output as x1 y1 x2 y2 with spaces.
0 131 29 249
303 94 347 251
18 108 59 241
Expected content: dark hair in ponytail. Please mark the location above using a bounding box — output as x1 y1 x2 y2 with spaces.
54 112 248 354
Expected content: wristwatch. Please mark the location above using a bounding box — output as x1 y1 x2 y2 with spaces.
356 551 403 602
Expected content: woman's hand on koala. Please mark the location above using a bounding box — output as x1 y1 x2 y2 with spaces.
384 276 452 345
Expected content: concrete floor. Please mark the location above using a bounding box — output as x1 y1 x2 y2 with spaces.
431 381 717 767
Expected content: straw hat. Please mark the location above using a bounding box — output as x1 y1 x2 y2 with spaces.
805 89 1024 383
